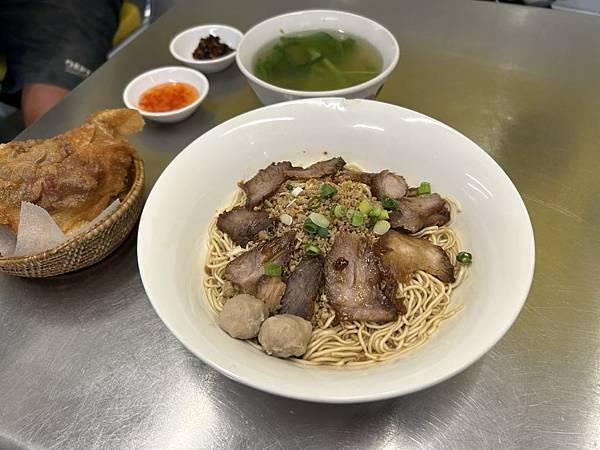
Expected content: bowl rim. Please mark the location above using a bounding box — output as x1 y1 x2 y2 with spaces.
169 24 243 66
122 66 210 118
235 9 400 97
137 97 536 403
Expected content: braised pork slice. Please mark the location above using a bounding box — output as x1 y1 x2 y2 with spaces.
256 275 287 313
224 232 296 294
337 169 375 185
216 207 273 246
240 161 293 207
284 157 346 180
374 230 455 283
324 232 397 322
388 194 451 233
279 256 324 320
371 170 408 200
338 169 407 200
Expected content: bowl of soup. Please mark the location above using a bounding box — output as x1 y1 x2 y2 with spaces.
236 10 399 105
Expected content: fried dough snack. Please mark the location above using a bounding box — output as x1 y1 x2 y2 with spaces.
0 109 144 234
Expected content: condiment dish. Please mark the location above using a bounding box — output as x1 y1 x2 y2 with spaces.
170 25 243 73
123 66 209 123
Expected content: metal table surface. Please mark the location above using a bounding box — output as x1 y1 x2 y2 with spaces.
1 0 599 448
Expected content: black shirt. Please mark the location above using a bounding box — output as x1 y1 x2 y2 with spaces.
0 0 121 96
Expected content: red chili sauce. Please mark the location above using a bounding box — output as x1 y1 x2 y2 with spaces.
139 82 199 113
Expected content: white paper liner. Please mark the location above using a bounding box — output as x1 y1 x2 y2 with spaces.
0 199 121 257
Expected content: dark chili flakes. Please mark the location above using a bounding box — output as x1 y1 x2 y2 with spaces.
192 35 234 60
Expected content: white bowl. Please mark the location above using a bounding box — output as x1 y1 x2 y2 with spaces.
138 98 535 403
123 66 209 123
170 25 243 73
236 10 400 105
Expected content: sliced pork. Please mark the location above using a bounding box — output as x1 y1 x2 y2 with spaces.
388 194 451 233
374 230 455 283
216 207 273 246
240 161 293 207
279 256 324 320
337 169 375 185
224 232 296 294
371 170 408 200
338 169 407 200
324 232 397 322
284 157 345 180
256 275 287 313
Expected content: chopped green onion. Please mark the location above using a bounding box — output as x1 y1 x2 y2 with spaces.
303 218 318 234
417 182 431 195
373 220 391 235
304 243 322 256
267 225 276 237
332 204 347 218
351 212 365 227
279 213 293 226
379 209 389 219
309 212 330 228
358 199 372 215
286 184 294 191
264 262 282 277
369 206 383 218
307 196 322 210
320 183 337 199
317 227 330 238
382 197 399 210
291 186 304 197
264 199 274 208
457 251 473 265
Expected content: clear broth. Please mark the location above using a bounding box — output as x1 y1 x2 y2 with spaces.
253 30 382 91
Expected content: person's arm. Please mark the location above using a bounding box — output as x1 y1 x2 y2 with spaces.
21 83 69 126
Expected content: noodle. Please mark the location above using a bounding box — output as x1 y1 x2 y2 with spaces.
202 183 466 367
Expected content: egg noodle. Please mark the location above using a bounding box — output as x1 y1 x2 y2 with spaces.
203 189 466 367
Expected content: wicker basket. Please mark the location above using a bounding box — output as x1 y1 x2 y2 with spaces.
0 153 145 278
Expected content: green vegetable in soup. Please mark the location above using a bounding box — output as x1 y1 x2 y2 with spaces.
254 30 382 91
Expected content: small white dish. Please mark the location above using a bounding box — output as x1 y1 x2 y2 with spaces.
122 66 209 123
137 98 535 403
236 10 400 105
170 24 243 73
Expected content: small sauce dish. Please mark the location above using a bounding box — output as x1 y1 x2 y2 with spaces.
169 24 243 74
123 66 209 123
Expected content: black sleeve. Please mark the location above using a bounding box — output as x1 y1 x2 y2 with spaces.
0 0 122 94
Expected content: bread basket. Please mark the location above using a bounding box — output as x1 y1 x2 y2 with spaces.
0 152 144 278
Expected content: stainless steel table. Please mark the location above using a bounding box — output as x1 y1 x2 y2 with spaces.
2 0 599 448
